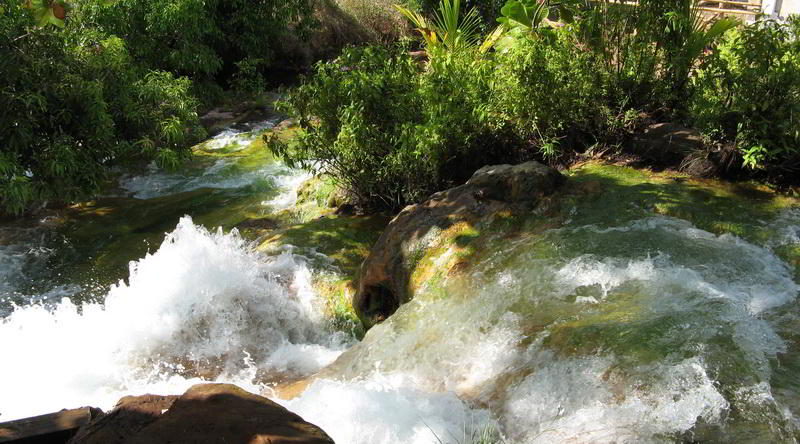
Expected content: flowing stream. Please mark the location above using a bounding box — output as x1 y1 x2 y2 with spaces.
0 122 798 443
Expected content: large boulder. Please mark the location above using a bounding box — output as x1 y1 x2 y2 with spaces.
354 161 564 327
628 122 704 168
68 384 333 444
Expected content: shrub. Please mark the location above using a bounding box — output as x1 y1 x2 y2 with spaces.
0 3 204 214
79 0 315 84
690 18 800 173
270 45 520 210
574 0 734 115
491 27 609 158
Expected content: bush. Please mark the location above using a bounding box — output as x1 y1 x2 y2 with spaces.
690 18 800 173
491 27 609 158
270 45 520 210
0 4 205 214
80 0 315 85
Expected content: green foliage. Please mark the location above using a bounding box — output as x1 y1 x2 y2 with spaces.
81 0 315 84
230 57 267 98
661 2 738 109
575 0 734 113
491 27 609 158
492 0 583 52
690 18 800 172
0 2 205 214
26 0 68 28
396 0 483 50
576 1 667 109
410 0 507 33
270 45 519 210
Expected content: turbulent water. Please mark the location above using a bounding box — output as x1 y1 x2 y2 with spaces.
1 123 798 443
313 215 800 443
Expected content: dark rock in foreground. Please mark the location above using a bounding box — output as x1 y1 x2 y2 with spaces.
0 407 101 443
354 161 565 328
69 383 333 444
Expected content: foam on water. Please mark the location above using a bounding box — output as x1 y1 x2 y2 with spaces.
315 215 799 442
769 207 800 249
118 160 303 200
262 170 313 211
504 355 728 443
206 119 279 151
0 217 348 421
116 119 301 199
279 373 497 444
2 199 798 442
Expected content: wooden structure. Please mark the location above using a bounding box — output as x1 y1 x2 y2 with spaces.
610 0 765 20
696 1 763 18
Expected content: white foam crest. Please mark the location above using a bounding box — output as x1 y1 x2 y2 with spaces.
119 160 300 199
329 301 524 397
555 255 657 298
206 120 278 151
261 170 313 211
563 216 800 315
279 373 497 444
0 217 346 421
768 207 800 249
504 354 728 443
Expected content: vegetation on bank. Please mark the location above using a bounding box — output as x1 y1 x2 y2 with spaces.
0 0 408 215
3 0 800 216
271 0 800 211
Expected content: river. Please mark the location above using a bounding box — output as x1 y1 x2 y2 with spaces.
0 122 798 443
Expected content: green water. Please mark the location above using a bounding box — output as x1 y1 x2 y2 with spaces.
317 164 800 443
0 154 798 443
0 121 299 313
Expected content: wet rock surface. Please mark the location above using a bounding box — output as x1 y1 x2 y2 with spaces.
68 384 334 444
354 161 565 327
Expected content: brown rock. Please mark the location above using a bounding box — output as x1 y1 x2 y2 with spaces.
680 151 719 178
354 161 564 328
68 395 177 444
69 384 333 444
629 123 704 168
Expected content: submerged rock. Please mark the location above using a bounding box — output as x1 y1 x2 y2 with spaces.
68 384 334 444
354 161 564 327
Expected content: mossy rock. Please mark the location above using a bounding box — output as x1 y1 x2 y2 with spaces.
356 160 798 330
355 161 566 328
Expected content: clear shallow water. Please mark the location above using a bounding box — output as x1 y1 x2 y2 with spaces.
116 118 299 200
1 146 799 443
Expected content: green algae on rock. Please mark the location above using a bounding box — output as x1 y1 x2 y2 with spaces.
354 161 566 328
353 160 799 329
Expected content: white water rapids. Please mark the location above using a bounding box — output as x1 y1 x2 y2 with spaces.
0 123 798 442
1 212 797 442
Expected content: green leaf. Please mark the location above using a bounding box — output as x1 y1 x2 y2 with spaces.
28 0 66 28
499 1 532 28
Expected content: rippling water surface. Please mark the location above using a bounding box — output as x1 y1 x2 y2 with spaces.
1 136 798 443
